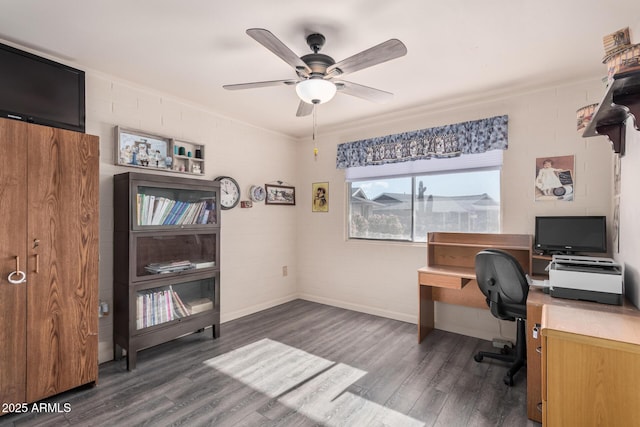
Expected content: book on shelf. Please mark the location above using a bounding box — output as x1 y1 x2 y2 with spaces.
136 286 211 329
200 201 216 224
192 260 216 269
178 203 196 225
150 197 171 225
140 194 155 225
136 288 181 329
136 194 142 225
170 285 189 317
158 199 176 225
184 297 213 314
168 201 189 225
136 193 215 226
162 200 181 225
145 260 193 274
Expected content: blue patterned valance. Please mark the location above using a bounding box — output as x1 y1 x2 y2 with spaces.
336 115 508 169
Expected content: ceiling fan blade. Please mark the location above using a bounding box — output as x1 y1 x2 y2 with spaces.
246 28 311 75
223 79 298 90
335 80 393 103
326 39 407 78
296 100 314 117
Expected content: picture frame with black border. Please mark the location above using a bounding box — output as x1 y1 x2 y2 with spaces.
265 184 296 205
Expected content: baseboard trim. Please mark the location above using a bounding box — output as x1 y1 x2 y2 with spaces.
221 293 299 323
297 293 416 324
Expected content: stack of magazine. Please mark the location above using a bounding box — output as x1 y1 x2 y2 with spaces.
145 260 194 274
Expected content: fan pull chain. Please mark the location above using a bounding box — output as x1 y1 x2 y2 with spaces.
313 102 319 160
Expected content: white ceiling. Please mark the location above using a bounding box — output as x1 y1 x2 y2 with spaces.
0 1 639 139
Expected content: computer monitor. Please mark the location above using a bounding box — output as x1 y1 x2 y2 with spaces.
534 216 607 254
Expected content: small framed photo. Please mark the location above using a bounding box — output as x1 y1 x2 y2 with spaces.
265 184 296 205
116 126 171 170
312 182 329 212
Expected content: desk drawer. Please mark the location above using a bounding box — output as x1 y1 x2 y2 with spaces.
419 272 468 289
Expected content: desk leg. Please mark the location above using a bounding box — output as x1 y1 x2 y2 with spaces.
419 284 434 342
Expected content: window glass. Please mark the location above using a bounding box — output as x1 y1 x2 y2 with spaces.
349 176 412 241
413 169 500 242
348 168 500 242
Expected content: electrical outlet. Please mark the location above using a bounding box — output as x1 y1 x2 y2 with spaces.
282 266 288 277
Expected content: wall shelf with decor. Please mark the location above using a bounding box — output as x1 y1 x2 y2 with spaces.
115 126 205 176
582 70 640 155
113 172 220 370
171 140 205 175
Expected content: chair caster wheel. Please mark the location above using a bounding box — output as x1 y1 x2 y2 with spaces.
503 375 514 386
474 354 483 362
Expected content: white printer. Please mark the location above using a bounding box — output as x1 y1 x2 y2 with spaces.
548 255 623 305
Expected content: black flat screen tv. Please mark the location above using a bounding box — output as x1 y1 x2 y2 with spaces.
0 42 85 133
534 216 607 254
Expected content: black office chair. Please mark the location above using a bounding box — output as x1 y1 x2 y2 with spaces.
473 249 529 386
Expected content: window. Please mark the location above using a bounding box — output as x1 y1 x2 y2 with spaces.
348 165 501 242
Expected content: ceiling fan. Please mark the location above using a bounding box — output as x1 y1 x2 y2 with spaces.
223 28 407 117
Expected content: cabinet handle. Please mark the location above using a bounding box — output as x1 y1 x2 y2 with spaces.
537 402 543 412
7 256 27 284
536 346 542 354
33 239 40 273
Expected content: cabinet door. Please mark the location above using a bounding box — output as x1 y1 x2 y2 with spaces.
25 125 100 402
545 334 640 425
0 119 28 404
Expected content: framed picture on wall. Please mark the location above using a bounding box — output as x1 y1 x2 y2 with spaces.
115 126 171 170
265 184 296 205
312 182 329 212
534 155 575 201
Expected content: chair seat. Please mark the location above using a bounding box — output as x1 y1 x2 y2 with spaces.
474 249 529 386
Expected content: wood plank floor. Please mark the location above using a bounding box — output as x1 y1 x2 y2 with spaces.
1 300 541 426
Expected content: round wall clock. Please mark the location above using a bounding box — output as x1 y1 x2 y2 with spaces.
215 176 241 210
249 185 266 202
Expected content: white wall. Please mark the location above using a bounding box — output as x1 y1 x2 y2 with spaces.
295 77 614 341
615 120 640 307
86 72 299 363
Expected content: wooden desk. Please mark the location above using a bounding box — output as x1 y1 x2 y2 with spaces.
527 288 640 424
417 232 640 424
418 232 533 342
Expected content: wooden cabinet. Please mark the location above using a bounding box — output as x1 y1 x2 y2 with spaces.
113 172 220 370
0 118 99 408
525 290 546 423
527 289 640 424
541 305 640 425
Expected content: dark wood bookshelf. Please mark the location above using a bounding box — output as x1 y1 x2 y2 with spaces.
113 172 221 370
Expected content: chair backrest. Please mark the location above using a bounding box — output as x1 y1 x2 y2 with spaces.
475 249 529 320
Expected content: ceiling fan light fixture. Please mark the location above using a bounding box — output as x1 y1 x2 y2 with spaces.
296 78 337 104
